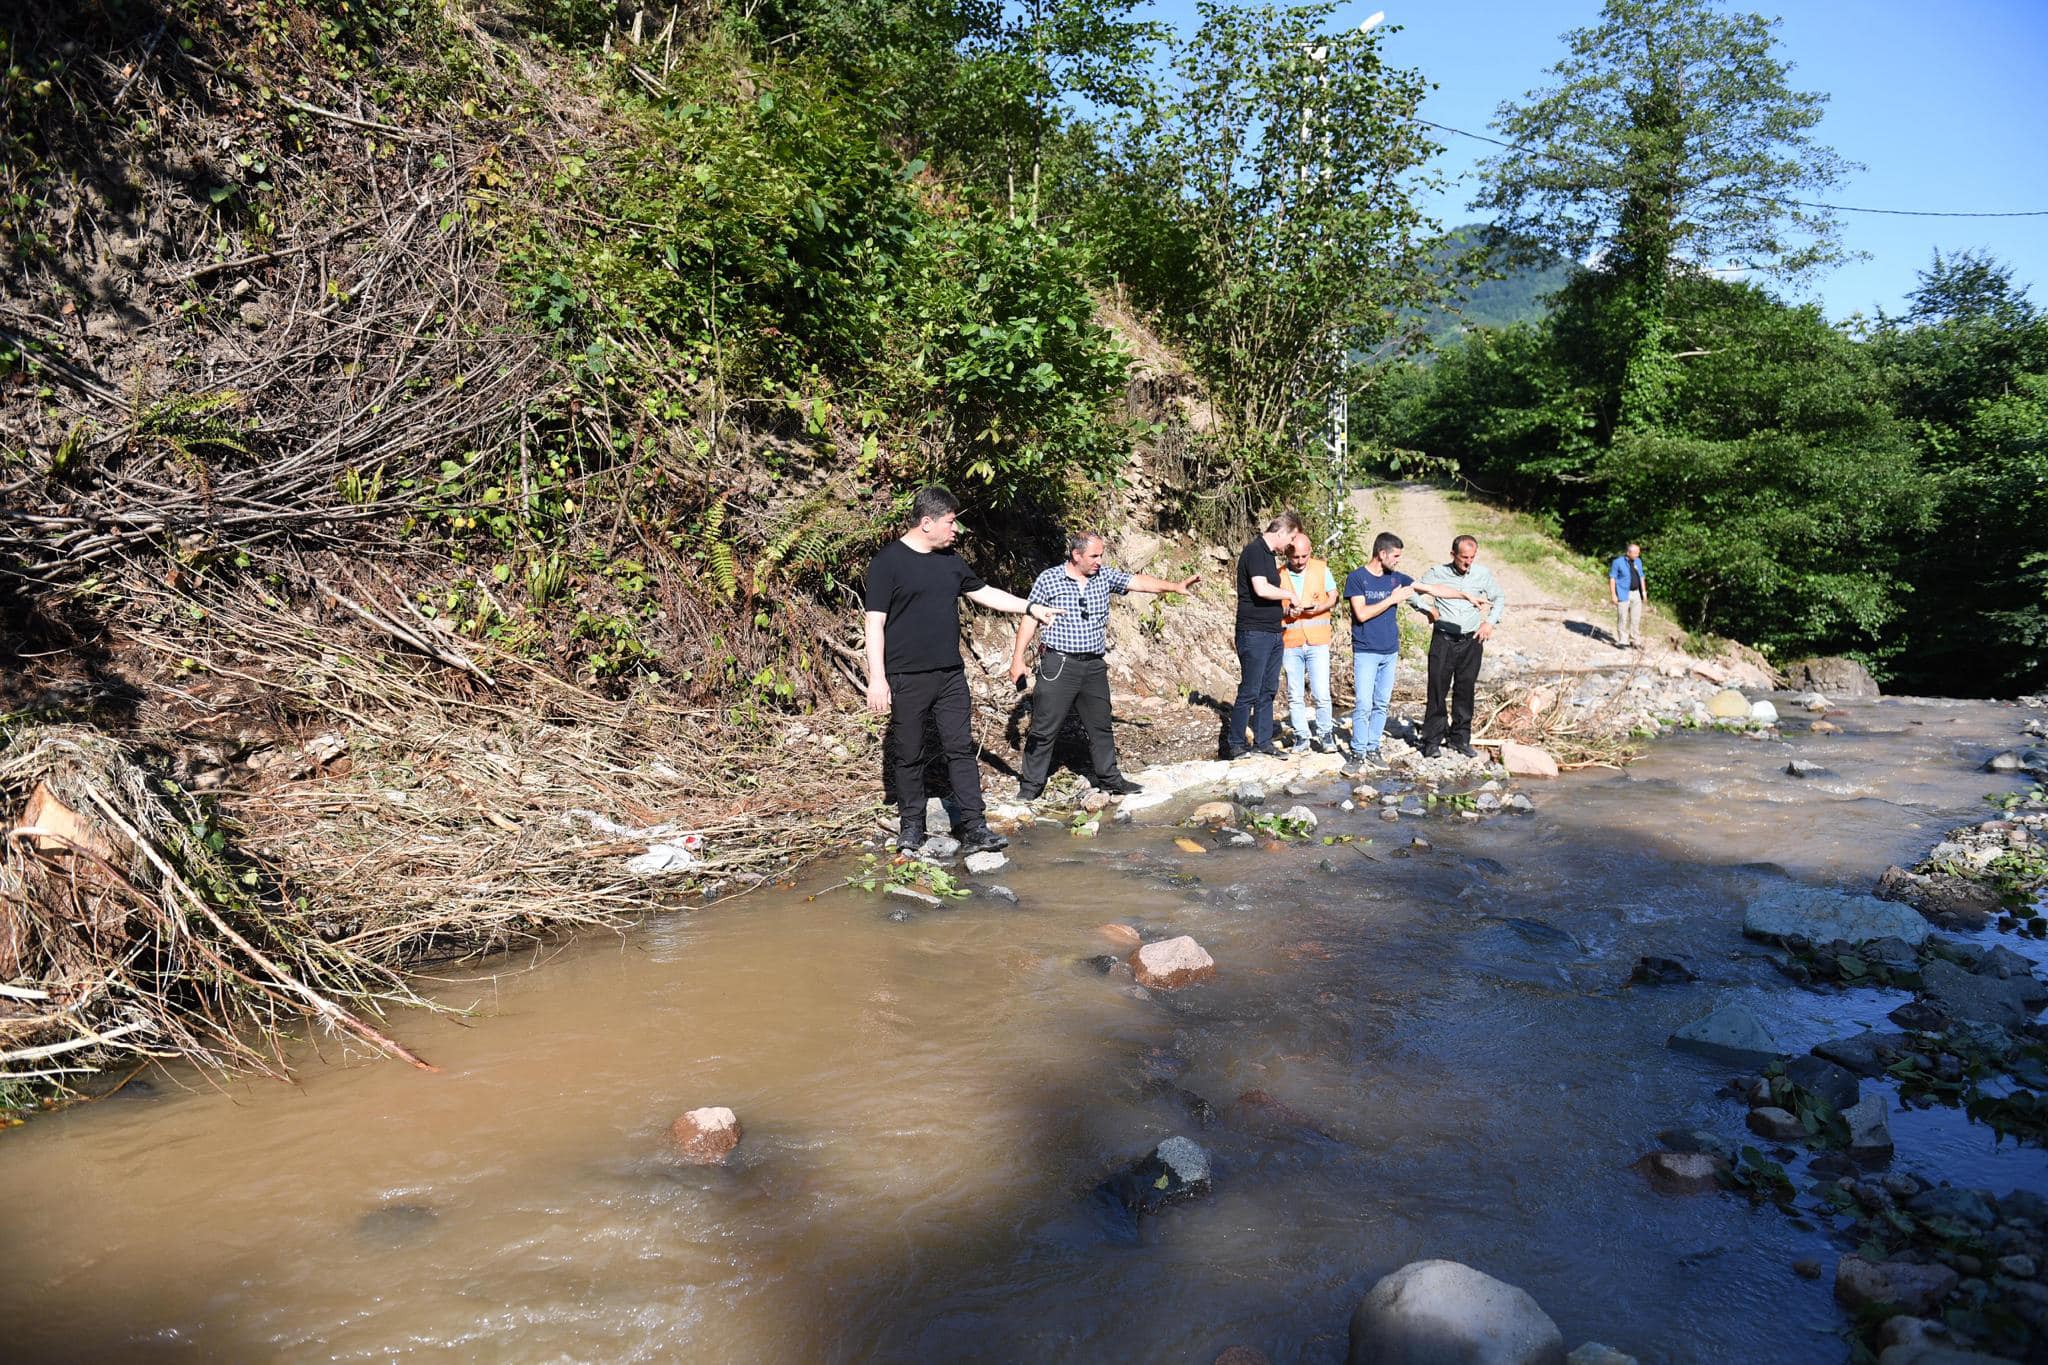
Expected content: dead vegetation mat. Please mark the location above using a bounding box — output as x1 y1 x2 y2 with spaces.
0 566 880 1104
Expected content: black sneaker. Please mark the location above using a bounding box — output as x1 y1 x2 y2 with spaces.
959 824 1010 854
1096 773 1143 796
1015 784 1044 802
1450 742 1479 759
1222 746 1249 761
895 820 927 853
1419 746 1441 759
1254 743 1287 757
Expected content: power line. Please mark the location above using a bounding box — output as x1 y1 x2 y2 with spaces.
1410 116 2048 219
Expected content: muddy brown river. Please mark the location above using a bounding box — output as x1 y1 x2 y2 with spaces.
4 695 2045 1362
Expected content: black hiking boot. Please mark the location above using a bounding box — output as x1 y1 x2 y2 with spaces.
895 819 927 854
1096 773 1143 796
959 823 1010 854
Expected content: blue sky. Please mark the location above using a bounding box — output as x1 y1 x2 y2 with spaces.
1137 0 2048 321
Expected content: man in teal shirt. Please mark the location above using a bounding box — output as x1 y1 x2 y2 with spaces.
1409 535 1506 759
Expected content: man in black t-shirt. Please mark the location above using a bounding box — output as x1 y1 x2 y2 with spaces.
1227 509 1304 757
863 486 1061 855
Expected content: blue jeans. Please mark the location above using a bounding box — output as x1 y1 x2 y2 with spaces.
1351 650 1398 755
1283 642 1332 747
1230 628 1286 751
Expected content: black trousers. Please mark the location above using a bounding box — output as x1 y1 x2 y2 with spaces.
1019 651 1120 789
886 667 985 824
1421 629 1483 749
1229 628 1287 751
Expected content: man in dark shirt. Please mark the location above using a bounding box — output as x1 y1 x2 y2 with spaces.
864 486 1060 855
1226 509 1304 758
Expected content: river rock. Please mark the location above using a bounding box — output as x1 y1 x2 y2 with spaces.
1499 742 1559 779
1785 1055 1862 1110
1130 936 1217 989
1098 923 1142 947
984 884 1019 904
1750 700 1780 725
1234 782 1267 806
1812 719 1842 733
1506 794 1534 813
1986 751 2024 773
1790 656 1879 698
1746 1106 1804 1140
1835 1257 1957 1315
1906 1186 1997 1230
1214 1350 1273 1365
1844 1094 1893 1159
1875 865 2002 928
1635 1150 1723 1194
1192 800 1241 827
1785 759 1829 778
1707 689 1751 720
1565 1347 1637 1365
1094 1135 1212 1219
1877 1343 2012 1364
1921 958 2036 1027
886 883 943 908
1628 955 1695 986
1813 1030 1909 1078
1348 1259 1566 1365
963 850 1009 874
1279 804 1319 831
1742 885 1931 947
671 1106 742 1164
1669 1003 1782 1067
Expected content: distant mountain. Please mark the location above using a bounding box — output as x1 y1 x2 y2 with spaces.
1416 225 1576 342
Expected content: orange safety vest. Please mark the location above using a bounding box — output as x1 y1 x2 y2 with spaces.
1282 558 1336 647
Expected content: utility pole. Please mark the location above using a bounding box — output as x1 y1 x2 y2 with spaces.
1303 12 1382 544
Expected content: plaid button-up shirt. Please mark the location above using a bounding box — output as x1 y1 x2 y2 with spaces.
1027 563 1133 655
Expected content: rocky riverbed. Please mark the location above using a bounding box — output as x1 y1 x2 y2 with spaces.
3 690 2045 1362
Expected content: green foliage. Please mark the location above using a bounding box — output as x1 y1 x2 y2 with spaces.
1073 2 1443 525
843 852 971 898
1871 254 2048 695
513 47 1132 509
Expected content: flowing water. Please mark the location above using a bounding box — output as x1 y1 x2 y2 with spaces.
5 696 2047 1363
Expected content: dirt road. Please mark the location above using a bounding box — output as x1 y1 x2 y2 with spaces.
1355 482 1697 679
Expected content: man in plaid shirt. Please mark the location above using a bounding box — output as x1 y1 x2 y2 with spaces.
1007 531 1200 801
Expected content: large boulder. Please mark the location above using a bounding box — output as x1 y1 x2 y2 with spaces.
1094 1135 1212 1220
1706 689 1751 720
1130 936 1217 990
1872 866 2001 930
1812 1031 1909 1078
670 1106 742 1164
1844 1094 1893 1159
1634 1150 1724 1194
1835 1257 1956 1315
1920 958 2037 1027
1499 742 1560 779
1669 1003 1781 1067
1742 885 1931 947
1788 656 1880 698
1348 1260 1566 1365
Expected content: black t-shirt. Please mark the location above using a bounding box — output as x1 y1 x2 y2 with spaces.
864 539 987 674
1235 535 1283 633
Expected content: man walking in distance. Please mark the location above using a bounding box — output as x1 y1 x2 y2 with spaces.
1007 532 1200 801
1227 511 1303 758
1280 536 1339 753
1409 535 1506 759
865 487 1062 855
1342 532 1416 767
1609 541 1647 650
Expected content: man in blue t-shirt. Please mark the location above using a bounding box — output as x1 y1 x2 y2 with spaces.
1342 532 1416 765
1608 541 1647 649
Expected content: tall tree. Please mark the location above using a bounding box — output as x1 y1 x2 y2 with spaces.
1104 2 1440 504
1477 0 1857 436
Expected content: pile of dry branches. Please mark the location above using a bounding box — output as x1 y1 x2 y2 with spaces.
0 566 882 1097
